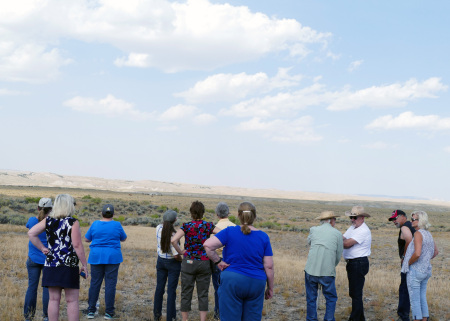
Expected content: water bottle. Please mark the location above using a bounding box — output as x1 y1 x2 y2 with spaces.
95 300 100 315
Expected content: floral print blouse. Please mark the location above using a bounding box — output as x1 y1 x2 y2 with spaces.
181 220 215 261
45 216 79 267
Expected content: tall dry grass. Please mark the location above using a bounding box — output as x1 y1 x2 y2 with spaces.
2 223 449 320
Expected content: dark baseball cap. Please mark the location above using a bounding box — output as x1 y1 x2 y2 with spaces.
102 204 114 216
388 209 406 221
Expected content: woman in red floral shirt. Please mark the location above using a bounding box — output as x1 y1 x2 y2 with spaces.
171 201 220 321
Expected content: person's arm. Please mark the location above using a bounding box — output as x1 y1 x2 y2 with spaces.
263 256 274 300
28 219 48 254
72 220 89 278
408 233 423 265
432 242 439 259
400 226 413 263
204 236 230 271
171 229 186 256
343 237 358 249
336 235 344 266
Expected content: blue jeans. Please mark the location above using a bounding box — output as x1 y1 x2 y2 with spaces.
218 271 266 321
153 257 181 321
88 264 120 316
212 265 221 316
24 257 49 319
398 272 411 321
305 272 337 321
346 257 369 321
407 268 431 320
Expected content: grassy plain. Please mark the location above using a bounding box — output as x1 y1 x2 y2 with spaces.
0 186 449 320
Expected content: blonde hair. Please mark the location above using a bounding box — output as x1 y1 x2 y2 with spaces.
238 202 256 235
411 210 431 230
51 194 75 219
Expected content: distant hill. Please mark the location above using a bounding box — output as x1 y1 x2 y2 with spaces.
1 169 448 207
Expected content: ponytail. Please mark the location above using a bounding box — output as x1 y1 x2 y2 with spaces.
160 220 176 253
238 202 256 235
38 206 52 222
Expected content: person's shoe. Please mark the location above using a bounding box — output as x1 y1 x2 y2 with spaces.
43 318 49 321
104 313 118 320
86 312 95 319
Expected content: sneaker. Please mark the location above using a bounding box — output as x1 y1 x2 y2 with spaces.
104 313 117 320
86 312 95 319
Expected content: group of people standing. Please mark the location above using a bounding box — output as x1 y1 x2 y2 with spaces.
24 195 274 321
23 195 439 321
25 194 127 321
304 205 439 321
155 200 274 321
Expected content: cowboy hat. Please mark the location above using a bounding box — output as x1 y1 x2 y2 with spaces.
315 211 339 220
345 205 371 218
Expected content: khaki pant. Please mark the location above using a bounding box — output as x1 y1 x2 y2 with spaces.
180 258 212 312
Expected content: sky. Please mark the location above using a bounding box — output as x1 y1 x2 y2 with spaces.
1 0 449 201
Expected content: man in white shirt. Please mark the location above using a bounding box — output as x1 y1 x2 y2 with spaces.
343 206 372 321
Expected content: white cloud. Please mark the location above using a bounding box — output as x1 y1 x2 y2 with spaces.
221 83 328 118
348 59 363 72
220 77 447 119
158 104 198 122
64 94 153 120
362 141 396 149
236 116 322 142
0 0 331 78
0 43 71 83
327 78 447 111
175 68 302 104
0 88 24 95
193 113 216 125
366 111 450 131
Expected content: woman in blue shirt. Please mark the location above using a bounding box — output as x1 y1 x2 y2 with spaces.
204 202 274 321
85 204 127 320
24 197 52 321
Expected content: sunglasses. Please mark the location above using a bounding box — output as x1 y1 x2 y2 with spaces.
411 218 418 222
349 216 358 220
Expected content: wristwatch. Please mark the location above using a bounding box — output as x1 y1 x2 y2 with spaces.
214 258 222 265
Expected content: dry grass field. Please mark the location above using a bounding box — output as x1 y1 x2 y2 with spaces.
1 186 449 320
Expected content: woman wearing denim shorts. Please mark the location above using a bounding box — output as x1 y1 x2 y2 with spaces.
401 211 439 321
204 202 275 321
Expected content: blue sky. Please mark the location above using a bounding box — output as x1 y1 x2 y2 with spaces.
1 0 449 201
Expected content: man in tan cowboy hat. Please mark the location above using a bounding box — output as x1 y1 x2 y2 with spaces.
304 211 343 321
342 206 372 321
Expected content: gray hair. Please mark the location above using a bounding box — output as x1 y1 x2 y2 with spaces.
215 202 230 218
411 210 431 230
51 194 75 219
320 219 331 225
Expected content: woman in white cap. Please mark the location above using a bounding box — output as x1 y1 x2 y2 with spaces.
24 197 52 321
154 209 182 321
85 204 127 320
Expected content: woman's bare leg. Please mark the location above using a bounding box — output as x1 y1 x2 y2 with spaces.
200 310 207 321
182 311 189 321
48 287 62 321
64 288 80 321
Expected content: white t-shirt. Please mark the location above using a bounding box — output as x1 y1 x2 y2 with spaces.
343 222 372 259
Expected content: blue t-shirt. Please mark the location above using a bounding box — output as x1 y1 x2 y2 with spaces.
216 226 273 280
85 220 127 264
26 217 48 264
